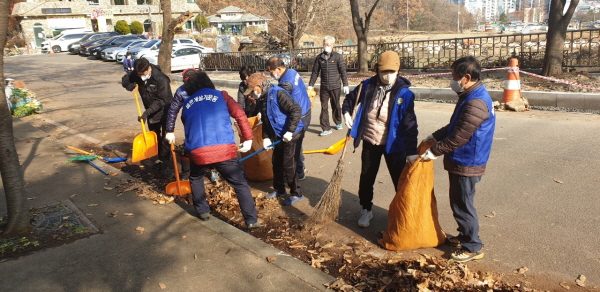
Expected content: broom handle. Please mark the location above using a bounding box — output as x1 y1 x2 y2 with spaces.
339 83 364 161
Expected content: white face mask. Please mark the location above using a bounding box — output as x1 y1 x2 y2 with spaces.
271 73 280 80
379 72 397 85
450 79 464 93
252 90 261 98
141 74 151 82
324 46 332 53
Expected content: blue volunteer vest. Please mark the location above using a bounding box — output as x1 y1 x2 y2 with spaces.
267 85 302 137
446 86 496 166
350 80 415 154
181 88 235 152
279 69 311 117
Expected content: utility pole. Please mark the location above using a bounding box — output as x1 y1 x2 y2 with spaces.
457 0 460 32
406 0 409 30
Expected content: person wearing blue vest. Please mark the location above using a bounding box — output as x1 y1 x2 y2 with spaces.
243 73 306 206
179 71 260 228
421 56 496 263
266 57 311 181
341 51 419 229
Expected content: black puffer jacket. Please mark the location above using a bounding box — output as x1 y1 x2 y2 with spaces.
121 64 173 124
308 51 348 90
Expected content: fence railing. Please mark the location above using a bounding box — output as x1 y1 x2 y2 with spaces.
199 29 600 72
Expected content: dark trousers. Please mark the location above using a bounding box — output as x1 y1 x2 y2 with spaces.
148 120 170 165
358 141 406 211
448 173 482 253
273 132 304 197
190 158 258 225
319 88 342 131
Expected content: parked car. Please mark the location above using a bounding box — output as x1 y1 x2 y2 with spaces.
127 39 161 61
68 32 119 54
88 35 147 59
132 38 203 60
78 38 110 56
41 30 92 53
116 41 152 63
145 46 206 71
102 40 147 61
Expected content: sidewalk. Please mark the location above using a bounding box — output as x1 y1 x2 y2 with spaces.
0 118 335 291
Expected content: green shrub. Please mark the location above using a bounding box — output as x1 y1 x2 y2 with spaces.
114 20 130 35
130 21 144 34
194 15 209 31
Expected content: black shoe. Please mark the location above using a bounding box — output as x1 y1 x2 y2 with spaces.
445 236 461 247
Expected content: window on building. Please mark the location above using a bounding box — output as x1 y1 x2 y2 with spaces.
113 0 127 5
87 0 99 4
137 0 153 4
187 0 195 3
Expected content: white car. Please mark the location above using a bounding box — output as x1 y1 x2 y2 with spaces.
102 40 147 61
133 38 205 60
41 30 92 53
145 47 206 71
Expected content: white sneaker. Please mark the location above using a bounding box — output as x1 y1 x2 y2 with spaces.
358 209 373 228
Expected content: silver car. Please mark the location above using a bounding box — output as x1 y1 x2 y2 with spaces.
102 40 147 61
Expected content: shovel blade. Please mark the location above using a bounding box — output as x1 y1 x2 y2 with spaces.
132 132 158 162
166 180 192 196
325 138 348 155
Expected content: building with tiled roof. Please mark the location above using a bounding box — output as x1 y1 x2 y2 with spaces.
206 6 271 35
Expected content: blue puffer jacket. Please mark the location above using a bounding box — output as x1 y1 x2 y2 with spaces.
181 88 235 152
446 86 496 167
279 68 311 118
342 76 418 156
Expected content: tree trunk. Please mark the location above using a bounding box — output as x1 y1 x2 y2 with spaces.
0 0 30 236
542 0 579 76
158 0 193 73
350 0 380 74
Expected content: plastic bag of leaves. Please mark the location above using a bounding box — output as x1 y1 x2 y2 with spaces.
10 88 43 117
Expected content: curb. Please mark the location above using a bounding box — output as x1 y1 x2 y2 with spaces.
189 78 600 112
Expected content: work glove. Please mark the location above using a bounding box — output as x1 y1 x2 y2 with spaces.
343 86 349 95
282 131 293 142
421 134 437 144
406 155 419 166
307 86 314 92
138 111 149 123
256 112 262 120
344 112 353 129
263 138 274 150
238 140 252 153
165 132 176 144
420 149 438 161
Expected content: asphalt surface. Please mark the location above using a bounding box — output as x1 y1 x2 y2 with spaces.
2 53 600 289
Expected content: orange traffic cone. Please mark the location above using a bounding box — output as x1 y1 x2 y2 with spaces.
502 58 521 103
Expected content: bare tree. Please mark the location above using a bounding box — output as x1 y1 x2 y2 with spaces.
157 0 193 73
350 0 380 74
0 0 30 236
542 0 579 76
258 0 324 49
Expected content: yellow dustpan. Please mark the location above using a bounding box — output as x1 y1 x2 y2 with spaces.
303 137 348 155
131 86 158 162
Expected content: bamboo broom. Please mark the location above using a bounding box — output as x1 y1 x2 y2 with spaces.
308 84 363 225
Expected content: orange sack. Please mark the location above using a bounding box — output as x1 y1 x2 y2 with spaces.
236 116 274 181
381 140 446 251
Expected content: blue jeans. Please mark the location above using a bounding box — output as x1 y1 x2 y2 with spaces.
448 173 483 253
190 158 258 225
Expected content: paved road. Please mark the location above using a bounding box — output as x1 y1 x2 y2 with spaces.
4 53 600 287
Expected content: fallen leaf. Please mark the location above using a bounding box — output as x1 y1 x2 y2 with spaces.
225 248 231 254
194 254 197 260
484 211 497 218
70 194 78 198
158 283 166 289
554 179 563 184
517 266 528 274
124 213 134 216
559 282 570 289
87 204 98 207
136 226 145 233
62 216 70 220
576 275 586 287
266 256 276 263
103 187 113 191
110 210 119 217
181 236 186 239
27 197 37 200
